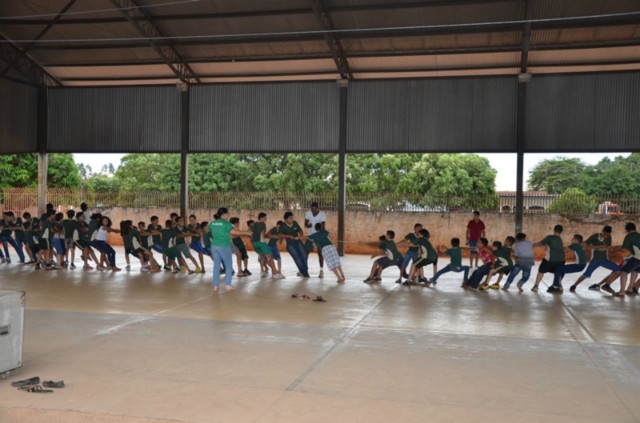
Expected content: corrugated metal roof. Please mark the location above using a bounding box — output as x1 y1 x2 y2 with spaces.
0 78 38 154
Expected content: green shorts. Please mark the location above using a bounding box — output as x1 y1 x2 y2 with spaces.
166 246 181 262
253 242 272 256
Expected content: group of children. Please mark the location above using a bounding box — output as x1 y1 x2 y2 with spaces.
363 221 640 297
3 204 640 296
0 204 348 284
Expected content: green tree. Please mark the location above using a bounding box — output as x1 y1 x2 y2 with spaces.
528 157 587 194
0 153 81 188
547 188 597 215
579 153 640 196
86 174 121 191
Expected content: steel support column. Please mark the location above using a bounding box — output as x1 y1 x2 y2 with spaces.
37 88 48 214
337 80 348 256
180 88 189 218
515 81 527 233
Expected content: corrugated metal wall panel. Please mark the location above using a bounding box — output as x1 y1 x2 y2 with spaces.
347 77 517 152
0 79 37 154
525 73 640 152
190 82 340 152
47 86 181 152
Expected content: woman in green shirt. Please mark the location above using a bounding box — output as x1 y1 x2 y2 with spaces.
209 208 236 291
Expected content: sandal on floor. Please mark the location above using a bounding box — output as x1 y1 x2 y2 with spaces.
313 296 326 302
18 385 53 393
42 380 65 388
11 376 40 387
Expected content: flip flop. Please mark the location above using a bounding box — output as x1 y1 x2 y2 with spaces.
18 385 53 393
313 296 326 302
11 376 39 387
42 380 65 388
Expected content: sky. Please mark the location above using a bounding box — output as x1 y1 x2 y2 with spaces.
73 152 631 192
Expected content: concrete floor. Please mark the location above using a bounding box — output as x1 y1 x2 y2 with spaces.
1 249 639 423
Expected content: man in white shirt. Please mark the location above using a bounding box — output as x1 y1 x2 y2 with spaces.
304 202 326 277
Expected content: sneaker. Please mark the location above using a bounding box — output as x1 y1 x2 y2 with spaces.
588 284 600 291
302 272 311 278
395 278 402 284
69 263 76 270
260 271 268 277
373 277 382 282
164 265 171 272
531 285 538 292
141 266 150 272
601 284 614 294
201 270 206 275
402 272 409 279
83 264 93 270
244 270 252 276
125 265 131 271
489 283 500 290
297 272 303 277
319 270 324 278
633 288 639 295
194 267 202 274
419 277 428 284
569 285 577 293
46 265 58 271
430 279 438 286
6 258 11 264
273 273 286 279
402 280 412 286
363 277 374 284
213 286 219 292
547 286 562 294
225 285 235 292
479 284 490 291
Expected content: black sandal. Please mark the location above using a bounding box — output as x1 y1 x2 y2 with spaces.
313 296 326 302
19 385 53 393
11 376 40 388
43 380 65 388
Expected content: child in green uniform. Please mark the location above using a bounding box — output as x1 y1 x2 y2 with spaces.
251 213 285 279
532 225 565 293
309 223 345 283
553 234 587 292
175 216 201 274
405 229 437 285
267 221 284 275
188 215 206 274
278 212 310 278
161 219 187 273
364 231 403 283
230 217 252 276
430 238 470 285
479 238 514 290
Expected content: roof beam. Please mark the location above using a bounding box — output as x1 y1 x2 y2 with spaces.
109 0 200 83
519 0 533 74
0 0 76 80
310 0 353 79
0 1 520 26
0 34 61 86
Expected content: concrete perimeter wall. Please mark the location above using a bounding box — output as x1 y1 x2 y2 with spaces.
95 207 639 261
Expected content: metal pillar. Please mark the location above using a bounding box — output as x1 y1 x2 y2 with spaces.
180 86 189 218
515 81 527 233
37 88 48 214
337 80 348 256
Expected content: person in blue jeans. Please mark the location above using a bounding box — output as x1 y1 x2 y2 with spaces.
429 238 469 286
278 211 309 278
570 226 619 292
0 212 26 264
396 223 423 281
503 232 535 292
553 234 587 291
209 207 239 292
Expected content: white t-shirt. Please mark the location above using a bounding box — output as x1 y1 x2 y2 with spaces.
304 210 326 236
96 227 108 241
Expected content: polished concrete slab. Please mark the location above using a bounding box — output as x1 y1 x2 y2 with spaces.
1 249 639 423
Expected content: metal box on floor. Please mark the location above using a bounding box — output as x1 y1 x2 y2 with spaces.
0 291 24 379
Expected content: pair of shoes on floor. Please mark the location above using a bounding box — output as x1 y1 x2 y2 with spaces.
12 377 65 393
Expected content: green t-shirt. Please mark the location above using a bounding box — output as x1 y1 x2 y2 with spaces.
268 227 279 247
569 244 587 265
122 230 135 250
622 232 640 259
63 219 76 239
161 228 177 250
404 233 418 252
209 219 234 248
148 224 162 245
232 236 246 250
447 247 462 267
188 224 201 243
88 219 100 240
24 228 36 246
0 220 12 237
13 218 24 240
77 221 90 242
175 226 188 245
413 237 437 261
203 231 213 249
584 233 610 261
309 230 332 250
495 246 513 268
251 221 267 244
542 235 564 262
42 219 54 240
278 221 303 247
379 240 402 261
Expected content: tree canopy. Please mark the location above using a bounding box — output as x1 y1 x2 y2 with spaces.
528 154 640 196
0 153 81 188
